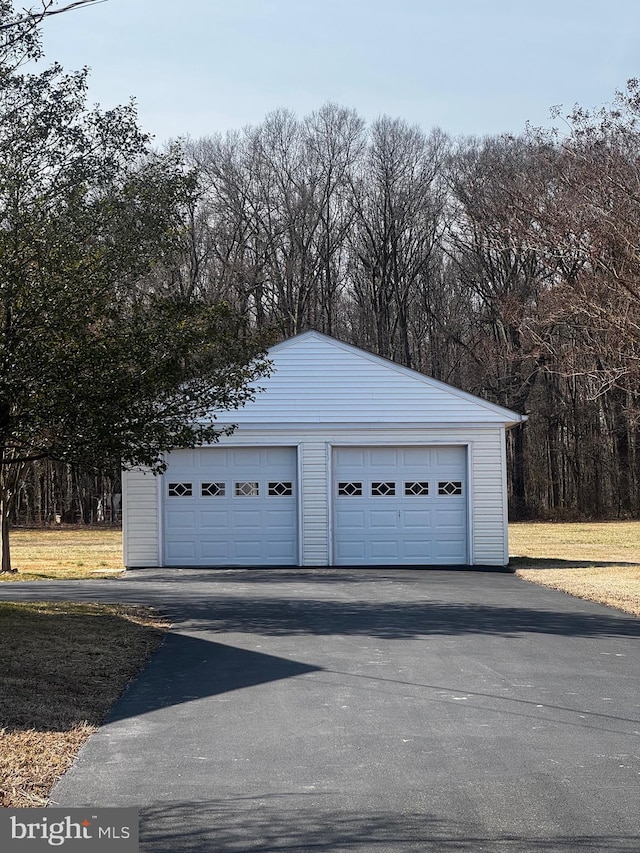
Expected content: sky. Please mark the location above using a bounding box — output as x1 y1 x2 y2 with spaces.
35 0 640 145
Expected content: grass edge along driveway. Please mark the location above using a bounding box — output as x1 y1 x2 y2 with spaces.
510 520 640 618
0 601 168 808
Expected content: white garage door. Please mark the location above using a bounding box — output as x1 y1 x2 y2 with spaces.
333 446 467 565
163 447 298 566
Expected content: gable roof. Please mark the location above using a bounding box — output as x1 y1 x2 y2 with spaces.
217 330 526 427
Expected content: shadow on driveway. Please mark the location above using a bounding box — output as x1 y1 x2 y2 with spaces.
107 634 320 724
173 596 640 639
139 799 640 852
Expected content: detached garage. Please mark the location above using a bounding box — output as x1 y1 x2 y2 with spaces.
122 331 526 568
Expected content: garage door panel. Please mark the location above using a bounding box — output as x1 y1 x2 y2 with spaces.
165 540 196 560
403 509 432 528
232 509 262 529
435 447 464 466
199 511 229 529
335 510 366 529
265 447 298 466
401 447 434 467
370 539 401 559
368 448 399 466
435 539 467 560
337 448 366 467
198 448 230 469
404 540 434 559
266 509 297 528
333 445 467 566
164 447 298 566
369 509 399 528
334 541 366 560
200 539 231 560
166 510 196 531
265 539 298 559
436 508 465 528
234 539 263 559
169 449 196 467
232 449 262 468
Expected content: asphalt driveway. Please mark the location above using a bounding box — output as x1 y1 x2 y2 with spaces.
2 567 640 852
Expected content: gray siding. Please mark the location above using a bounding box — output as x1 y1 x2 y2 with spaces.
215 332 525 427
469 429 508 565
300 441 329 565
122 468 159 567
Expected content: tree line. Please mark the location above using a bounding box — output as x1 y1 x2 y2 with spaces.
4 3 640 535
151 96 639 521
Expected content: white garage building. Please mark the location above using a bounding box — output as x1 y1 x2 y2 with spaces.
122 331 526 568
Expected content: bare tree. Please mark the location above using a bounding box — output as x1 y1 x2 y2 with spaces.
347 118 449 366
301 104 365 334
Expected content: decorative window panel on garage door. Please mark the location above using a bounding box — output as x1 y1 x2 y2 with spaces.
163 447 298 566
332 446 467 565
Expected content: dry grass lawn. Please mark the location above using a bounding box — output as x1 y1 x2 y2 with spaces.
0 601 168 807
510 521 640 617
0 528 168 807
1 527 124 580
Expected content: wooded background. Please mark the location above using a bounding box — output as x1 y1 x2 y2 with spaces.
12 88 640 525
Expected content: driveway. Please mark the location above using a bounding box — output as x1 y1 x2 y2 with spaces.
2 567 640 852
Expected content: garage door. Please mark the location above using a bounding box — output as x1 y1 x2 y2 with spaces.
163 447 298 566
333 446 467 565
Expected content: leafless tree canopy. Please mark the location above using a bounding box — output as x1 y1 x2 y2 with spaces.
135 97 638 522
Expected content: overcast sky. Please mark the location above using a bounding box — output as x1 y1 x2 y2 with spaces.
37 0 640 144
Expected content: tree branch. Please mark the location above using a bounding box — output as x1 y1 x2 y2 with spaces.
0 0 108 31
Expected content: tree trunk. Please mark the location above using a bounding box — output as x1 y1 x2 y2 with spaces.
1 507 11 573
0 448 23 573
507 424 529 519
